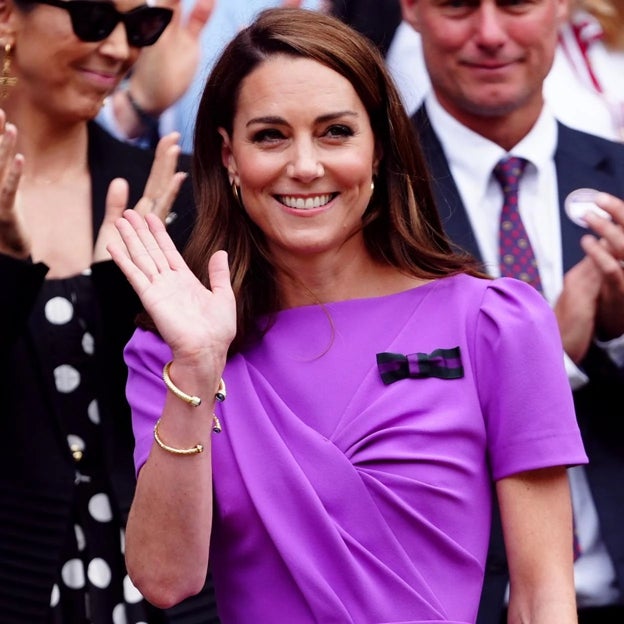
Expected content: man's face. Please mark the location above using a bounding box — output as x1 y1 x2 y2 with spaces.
402 0 568 126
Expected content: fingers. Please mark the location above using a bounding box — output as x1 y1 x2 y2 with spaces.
107 210 186 282
104 178 130 222
0 115 29 258
208 250 233 296
153 171 188 221
0 145 22 210
0 119 18 177
585 193 624 258
187 0 215 38
580 234 624 277
138 132 187 220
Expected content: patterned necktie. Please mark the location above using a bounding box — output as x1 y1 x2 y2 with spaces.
494 157 543 293
495 157 581 559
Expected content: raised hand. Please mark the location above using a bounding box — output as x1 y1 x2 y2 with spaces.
581 192 624 340
553 256 602 363
0 110 27 259
94 132 186 263
107 210 236 363
127 0 215 117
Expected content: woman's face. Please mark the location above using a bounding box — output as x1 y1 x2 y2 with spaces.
6 0 143 120
220 54 379 264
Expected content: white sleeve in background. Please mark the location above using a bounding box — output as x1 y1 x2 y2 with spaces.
385 22 431 117
564 352 590 391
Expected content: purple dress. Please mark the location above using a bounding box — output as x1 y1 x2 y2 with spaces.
125 274 587 624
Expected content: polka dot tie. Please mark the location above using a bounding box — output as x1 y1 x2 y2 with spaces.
494 157 543 293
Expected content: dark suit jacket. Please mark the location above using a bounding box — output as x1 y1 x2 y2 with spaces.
412 105 624 622
0 122 218 623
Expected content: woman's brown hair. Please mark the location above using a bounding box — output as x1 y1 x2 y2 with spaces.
184 7 481 354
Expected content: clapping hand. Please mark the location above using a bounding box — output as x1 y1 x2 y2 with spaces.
106 210 236 364
94 132 186 263
0 110 27 259
581 192 624 340
555 191 624 361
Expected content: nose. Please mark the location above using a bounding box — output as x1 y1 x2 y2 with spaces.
99 22 132 61
286 139 324 182
473 4 507 48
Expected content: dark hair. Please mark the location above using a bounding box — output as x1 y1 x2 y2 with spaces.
184 7 481 354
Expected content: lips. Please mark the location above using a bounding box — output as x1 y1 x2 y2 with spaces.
275 193 336 210
463 58 516 70
79 65 124 91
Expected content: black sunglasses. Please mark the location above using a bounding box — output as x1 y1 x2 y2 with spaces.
31 0 173 47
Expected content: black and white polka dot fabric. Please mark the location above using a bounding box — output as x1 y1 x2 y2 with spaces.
33 275 153 624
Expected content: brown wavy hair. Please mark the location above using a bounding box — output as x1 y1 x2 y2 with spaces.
183 7 482 354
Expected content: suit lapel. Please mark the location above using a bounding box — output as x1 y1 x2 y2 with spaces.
413 106 484 262
555 123 624 272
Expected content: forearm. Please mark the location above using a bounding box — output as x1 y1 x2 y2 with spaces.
507 580 577 623
125 408 215 607
125 358 224 608
500 468 578 624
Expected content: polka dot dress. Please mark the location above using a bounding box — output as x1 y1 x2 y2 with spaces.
31 275 154 624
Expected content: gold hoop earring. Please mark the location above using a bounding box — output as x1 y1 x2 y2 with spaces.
0 43 17 99
231 181 243 207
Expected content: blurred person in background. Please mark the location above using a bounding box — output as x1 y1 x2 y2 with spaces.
0 0 216 621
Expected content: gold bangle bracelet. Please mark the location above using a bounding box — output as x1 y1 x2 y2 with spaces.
153 419 204 455
162 361 227 407
163 360 202 407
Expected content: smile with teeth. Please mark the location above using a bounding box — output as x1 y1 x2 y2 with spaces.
276 193 336 210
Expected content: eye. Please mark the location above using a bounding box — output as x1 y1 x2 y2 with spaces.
251 128 286 143
437 0 478 17
324 124 355 139
497 0 534 11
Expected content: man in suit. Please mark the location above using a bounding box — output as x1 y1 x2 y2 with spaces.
400 0 624 621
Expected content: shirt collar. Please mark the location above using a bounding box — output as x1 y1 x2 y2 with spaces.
424 91 558 186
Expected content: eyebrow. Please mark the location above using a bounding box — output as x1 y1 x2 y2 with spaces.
246 111 359 127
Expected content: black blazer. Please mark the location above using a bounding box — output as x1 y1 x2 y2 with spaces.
412 105 624 622
0 123 217 623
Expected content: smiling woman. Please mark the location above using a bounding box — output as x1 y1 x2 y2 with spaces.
0 0 212 622
104 7 586 624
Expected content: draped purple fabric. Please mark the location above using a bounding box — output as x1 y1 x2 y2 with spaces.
125 274 587 623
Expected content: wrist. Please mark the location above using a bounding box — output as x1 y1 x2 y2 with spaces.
125 87 160 129
111 86 160 140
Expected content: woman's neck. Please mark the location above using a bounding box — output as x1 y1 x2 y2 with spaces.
275 252 426 310
9 110 90 185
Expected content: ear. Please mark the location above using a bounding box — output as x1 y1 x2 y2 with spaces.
0 0 18 40
400 0 420 32
218 127 239 186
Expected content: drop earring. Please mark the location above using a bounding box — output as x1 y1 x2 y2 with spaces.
231 181 243 207
0 43 17 99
